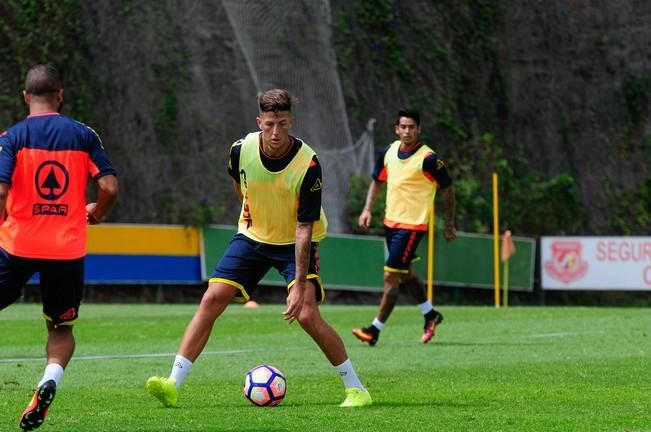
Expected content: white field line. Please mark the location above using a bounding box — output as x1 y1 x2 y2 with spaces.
0 348 272 363
526 330 606 338
0 331 607 363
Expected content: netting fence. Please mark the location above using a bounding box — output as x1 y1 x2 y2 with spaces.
221 0 374 232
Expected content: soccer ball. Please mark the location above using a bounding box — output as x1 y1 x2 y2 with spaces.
243 364 286 407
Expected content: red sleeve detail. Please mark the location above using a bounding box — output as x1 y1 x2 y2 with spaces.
309 159 316 167
423 171 439 186
89 160 100 177
377 167 388 182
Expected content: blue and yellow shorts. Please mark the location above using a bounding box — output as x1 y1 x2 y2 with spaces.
383 227 425 274
210 233 324 303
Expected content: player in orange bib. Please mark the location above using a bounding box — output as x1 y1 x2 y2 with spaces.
0 64 118 431
353 109 456 346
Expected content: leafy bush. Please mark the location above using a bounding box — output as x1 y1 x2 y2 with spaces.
608 176 651 235
346 175 386 236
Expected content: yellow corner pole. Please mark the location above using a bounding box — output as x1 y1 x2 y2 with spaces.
492 172 500 308
427 201 435 303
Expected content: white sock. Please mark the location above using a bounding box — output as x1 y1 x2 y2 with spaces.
169 355 193 389
334 359 365 390
418 301 434 315
38 363 64 387
372 318 385 331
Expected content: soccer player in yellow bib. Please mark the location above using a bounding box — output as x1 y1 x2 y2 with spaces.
352 109 456 346
146 89 371 408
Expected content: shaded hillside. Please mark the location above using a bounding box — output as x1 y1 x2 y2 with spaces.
79 1 257 225
333 0 651 234
0 0 649 234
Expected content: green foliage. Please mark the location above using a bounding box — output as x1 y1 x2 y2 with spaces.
500 167 587 235
452 154 586 235
335 1 591 236
445 132 586 235
619 74 651 142
336 0 506 139
345 175 386 235
452 168 492 233
346 146 586 237
149 4 189 163
606 176 651 235
153 75 179 152
147 191 223 229
618 74 651 155
353 1 412 79
177 198 223 228
0 0 92 125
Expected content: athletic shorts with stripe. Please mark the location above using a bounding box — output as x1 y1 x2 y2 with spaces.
0 247 84 326
384 227 425 274
210 233 324 303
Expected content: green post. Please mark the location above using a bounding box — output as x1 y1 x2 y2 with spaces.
503 260 509 307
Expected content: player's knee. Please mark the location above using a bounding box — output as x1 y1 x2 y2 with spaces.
200 286 232 311
297 304 319 329
383 270 401 285
385 286 399 302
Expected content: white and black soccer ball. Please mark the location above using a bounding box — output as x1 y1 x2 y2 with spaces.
243 364 286 407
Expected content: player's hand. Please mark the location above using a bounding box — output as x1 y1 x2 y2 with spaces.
358 209 372 230
283 281 305 324
86 202 101 225
443 224 457 242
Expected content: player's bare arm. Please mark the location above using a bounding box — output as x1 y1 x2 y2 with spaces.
358 180 383 230
87 174 119 225
283 221 313 323
0 182 8 218
441 185 457 242
232 179 244 202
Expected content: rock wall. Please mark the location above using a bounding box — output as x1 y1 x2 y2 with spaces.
502 1 651 230
72 0 651 232
333 0 651 233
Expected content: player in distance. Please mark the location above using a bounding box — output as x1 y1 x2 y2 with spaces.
353 109 456 346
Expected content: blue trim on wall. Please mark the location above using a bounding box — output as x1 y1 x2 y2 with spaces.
85 254 201 283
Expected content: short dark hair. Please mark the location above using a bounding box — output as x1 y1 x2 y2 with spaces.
396 109 420 126
24 64 62 95
258 89 296 113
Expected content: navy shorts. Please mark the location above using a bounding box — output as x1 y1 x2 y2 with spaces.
211 233 324 303
384 227 425 273
0 247 84 326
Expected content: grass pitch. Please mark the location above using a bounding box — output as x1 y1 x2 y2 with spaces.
0 304 649 431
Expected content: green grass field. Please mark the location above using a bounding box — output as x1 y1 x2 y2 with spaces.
1 304 649 431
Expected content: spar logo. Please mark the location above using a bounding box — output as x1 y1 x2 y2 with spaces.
33 160 69 216
544 241 589 284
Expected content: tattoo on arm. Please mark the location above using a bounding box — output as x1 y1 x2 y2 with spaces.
441 186 456 227
295 222 314 283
